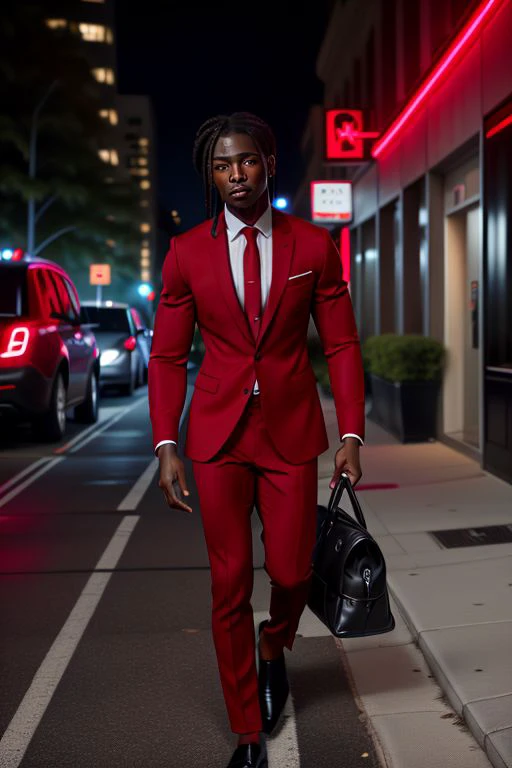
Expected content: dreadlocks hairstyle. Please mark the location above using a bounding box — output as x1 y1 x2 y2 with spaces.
192 112 277 237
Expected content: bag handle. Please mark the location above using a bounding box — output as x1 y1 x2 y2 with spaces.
326 473 367 530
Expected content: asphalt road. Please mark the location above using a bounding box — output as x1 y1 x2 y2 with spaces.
0 384 381 768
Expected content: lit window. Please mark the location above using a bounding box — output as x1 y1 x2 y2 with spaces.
141 258 150 267
140 223 151 233
171 210 178 217
92 68 115 85
106 239 116 248
46 19 68 29
98 149 119 166
138 157 148 167
141 269 151 281
130 168 149 177
141 248 150 258
99 109 118 125
139 138 149 147
140 180 150 190
79 23 113 43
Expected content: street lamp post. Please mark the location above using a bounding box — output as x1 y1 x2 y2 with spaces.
27 80 59 254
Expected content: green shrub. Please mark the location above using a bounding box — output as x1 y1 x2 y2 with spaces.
363 334 445 382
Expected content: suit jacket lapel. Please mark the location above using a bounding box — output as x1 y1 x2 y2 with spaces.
258 210 294 347
209 211 253 346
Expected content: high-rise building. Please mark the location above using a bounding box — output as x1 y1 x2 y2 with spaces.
44 0 157 293
116 95 157 287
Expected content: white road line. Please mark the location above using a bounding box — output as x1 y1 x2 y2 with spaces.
0 458 65 510
117 457 158 511
0 453 158 766
53 406 120 454
69 399 144 454
0 390 187 766
267 696 301 768
0 457 51 496
253 612 301 766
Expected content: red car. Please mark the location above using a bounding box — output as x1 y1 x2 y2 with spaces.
0 255 100 441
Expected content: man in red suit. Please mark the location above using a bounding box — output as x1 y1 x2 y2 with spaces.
149 112 364 768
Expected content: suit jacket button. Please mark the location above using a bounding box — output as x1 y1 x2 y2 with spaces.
243 388 249 395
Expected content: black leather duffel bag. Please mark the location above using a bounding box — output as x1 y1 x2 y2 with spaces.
308 474 395 638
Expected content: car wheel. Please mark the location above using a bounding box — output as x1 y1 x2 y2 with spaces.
32 372 67 441
75 372 99 424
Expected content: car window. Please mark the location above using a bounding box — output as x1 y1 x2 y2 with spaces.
80 306 131 332
130 307 143 331
51 273 79 323
0 268 28 317
36 269 63 319
64 280 81 318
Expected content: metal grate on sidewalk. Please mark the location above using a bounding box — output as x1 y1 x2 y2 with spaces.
430 524 512 549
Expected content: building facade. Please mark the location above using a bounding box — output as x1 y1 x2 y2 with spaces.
116 95 158 288
45 0 158 301
298 0 512 483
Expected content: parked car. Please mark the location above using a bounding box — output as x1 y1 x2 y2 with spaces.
129 306 152 383
0 256 100 441
80 302 145 395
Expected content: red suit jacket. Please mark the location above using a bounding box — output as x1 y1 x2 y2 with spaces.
148 209 365 465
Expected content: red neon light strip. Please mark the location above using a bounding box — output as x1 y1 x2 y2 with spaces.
0 385 16 391
486 113 512 138
372 0 503 158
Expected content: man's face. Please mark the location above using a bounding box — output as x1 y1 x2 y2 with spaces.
212 132 274 210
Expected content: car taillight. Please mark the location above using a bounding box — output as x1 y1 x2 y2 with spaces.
123 335 137 352
0 327 30 358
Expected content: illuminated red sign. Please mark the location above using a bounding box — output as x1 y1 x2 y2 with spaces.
325 109 379 160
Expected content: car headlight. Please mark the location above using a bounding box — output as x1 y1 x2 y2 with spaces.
100 349 121 366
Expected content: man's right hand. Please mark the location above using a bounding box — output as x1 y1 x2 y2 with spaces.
157 443 193 513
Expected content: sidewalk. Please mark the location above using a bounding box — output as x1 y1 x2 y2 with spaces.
317 395 512 768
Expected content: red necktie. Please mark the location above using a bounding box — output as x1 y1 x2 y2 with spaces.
242 227 262 341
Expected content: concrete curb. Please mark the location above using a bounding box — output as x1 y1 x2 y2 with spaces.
387 583 510 768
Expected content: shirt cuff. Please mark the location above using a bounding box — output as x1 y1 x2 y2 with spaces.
341 433 364 446
155 439 177 455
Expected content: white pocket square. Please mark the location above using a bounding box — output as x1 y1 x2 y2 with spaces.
288 270 313 281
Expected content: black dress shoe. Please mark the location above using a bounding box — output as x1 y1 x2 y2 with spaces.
226 742 267 768
258 620 289 735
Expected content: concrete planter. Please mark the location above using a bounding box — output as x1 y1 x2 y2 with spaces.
369 374 441 443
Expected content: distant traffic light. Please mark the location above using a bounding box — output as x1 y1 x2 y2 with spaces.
138 282 153 298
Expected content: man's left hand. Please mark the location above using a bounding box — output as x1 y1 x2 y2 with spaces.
330 438 362 489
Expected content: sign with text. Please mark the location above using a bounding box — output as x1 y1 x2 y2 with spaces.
325 109 379 161
89 264 111 286
311 181 352 223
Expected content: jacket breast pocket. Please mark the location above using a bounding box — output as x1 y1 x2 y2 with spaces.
194 371 219 394
286 273 314 290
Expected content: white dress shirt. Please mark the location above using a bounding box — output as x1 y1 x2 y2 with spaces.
155 204 363 453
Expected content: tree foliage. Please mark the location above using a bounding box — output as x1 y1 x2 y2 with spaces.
0 2 141 285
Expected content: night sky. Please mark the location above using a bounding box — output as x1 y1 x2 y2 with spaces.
114 1 330 232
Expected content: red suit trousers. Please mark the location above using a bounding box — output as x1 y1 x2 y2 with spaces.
192 396 318 734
